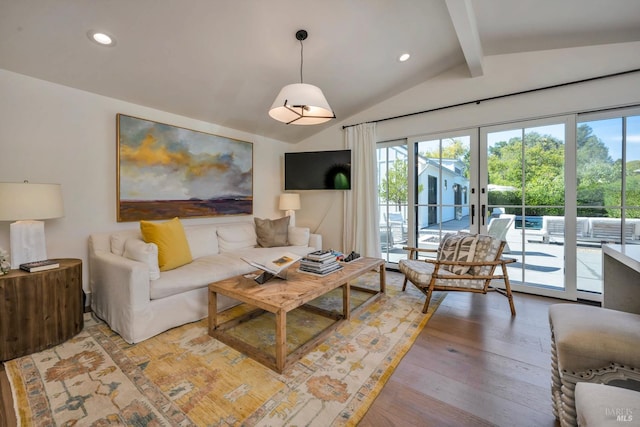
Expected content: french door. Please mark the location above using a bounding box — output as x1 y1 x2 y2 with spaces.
378 131 478 266
574 109 640 297
379 121 577 300
378 141 410 265
408 129 478 244
480 117 576 300
378 108 640 301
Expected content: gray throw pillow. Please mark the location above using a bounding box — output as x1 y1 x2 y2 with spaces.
450 234 478 275
438 233 478 275
254 216 290 248
438 234 460 264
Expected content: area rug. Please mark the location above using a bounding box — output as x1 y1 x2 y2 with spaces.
5 271 444 426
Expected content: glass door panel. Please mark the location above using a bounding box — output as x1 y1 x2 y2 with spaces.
377 142 409 266
482 120 572 298
411 132 475 257
576 113 640 296
627 116 640 244
376 108 639 300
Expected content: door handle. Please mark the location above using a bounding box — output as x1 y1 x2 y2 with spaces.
471 204 475 225
481 204 486 226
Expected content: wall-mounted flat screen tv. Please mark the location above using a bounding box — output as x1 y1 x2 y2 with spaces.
284 149 351 190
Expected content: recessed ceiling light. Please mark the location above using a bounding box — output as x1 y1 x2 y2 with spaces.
398 53 411 62
88 31 116 47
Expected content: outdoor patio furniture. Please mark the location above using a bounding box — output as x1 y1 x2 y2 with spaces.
588 218 638 241
383 211 408 244
543 216 590 240
399 232 516 315
380 226 395 250
549 304 640 426
487 216 514 253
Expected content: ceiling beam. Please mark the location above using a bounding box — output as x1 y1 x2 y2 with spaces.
445 0 484 77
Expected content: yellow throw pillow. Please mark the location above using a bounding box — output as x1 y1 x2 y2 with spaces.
140 217 192 271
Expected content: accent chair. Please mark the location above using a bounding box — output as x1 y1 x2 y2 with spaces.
399 232 516 315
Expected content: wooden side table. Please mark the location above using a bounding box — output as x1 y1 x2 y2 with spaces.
0 258 83 361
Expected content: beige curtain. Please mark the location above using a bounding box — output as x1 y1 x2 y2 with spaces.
343 123 381 258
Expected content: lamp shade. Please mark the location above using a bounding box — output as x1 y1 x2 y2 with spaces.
269 83 335 125
0 182 64 221
279 193 301 211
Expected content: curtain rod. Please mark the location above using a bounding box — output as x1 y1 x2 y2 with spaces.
342 68 640 129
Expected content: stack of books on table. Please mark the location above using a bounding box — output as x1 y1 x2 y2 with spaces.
299 250 343 276
19 259 60 273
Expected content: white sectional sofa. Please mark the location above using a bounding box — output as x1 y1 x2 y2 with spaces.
89 220 322 344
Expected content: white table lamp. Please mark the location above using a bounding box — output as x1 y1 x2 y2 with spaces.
279 193 301 226
0 182 64 268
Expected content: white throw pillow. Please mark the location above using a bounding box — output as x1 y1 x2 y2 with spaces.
110 230 142 256
184 225 219 259
288 226 310 246
217 222 258 252
123 238 161 280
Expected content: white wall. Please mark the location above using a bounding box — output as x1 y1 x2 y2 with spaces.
2 41 639 280
295 42 640 251
0 69 289 292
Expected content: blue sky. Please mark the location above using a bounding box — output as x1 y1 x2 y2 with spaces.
579 116 640 161
486 116 640 162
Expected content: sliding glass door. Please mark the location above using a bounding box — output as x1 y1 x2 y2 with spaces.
377 131 477 266
482 111 640 300
378 141 409 265
575 109 640 297
410 130 477 248
481 117 576 299
377 107 640 302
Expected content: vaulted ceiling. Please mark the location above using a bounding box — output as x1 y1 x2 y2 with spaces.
2 0 640 143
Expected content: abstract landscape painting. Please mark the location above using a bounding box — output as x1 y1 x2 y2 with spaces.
117 114 253 221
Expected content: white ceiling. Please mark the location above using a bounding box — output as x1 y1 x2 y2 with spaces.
2 0 640 144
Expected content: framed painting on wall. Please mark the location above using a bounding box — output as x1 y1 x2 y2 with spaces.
116 114 253 222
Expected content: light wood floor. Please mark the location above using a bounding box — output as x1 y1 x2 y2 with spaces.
0 273 565 427
360 276 562 426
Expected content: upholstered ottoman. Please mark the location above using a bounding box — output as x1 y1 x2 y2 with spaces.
549 304 640 426
575 383 640 426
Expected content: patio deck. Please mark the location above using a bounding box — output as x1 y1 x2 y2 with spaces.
383 216 614 294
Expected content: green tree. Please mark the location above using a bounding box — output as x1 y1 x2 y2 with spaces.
576 124 618 216
577 123 616 188
485 124 632 217
486 132 565 215
421 138 467 159
420 138 470 178
379 159 423 210
523 133 565 210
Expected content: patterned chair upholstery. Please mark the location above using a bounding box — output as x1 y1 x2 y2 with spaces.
398 232 516 315
549 304 640 426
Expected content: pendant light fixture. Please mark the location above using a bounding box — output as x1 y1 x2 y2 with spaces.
269 29 336 125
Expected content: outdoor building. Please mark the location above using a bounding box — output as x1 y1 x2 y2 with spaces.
417 157 469 228
378 145 470 249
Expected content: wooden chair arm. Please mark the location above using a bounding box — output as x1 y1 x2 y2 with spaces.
402 246 438 253
425 258 516 267
402 246 438 260
432 272 509 280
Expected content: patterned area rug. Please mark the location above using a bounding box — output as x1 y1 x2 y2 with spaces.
5 271 444 426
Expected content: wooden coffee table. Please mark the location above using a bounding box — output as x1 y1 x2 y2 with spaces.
208 257 385 373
